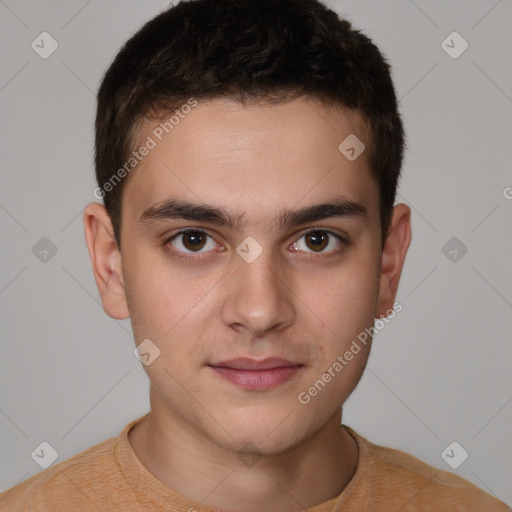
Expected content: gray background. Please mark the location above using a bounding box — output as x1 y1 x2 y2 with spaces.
1 0 511 506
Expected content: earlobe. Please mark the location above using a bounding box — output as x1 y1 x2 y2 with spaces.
376 203 412 318
83 202 130 320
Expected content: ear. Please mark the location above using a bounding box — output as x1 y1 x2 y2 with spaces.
376 203 412 318
83 202 130 320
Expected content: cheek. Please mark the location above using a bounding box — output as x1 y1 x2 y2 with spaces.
124 272 168 338
299 250 380 336
296 263 378 407
123 249 217 348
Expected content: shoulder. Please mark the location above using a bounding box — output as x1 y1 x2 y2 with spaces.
0 436 118 511
344 427 511 511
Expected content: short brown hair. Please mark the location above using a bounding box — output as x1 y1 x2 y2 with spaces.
94 0 405 250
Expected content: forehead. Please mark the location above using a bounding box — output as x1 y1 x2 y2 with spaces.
121 97 378 227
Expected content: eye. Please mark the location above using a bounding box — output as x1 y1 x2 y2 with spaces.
166 229 218 257
291 229 346 255
164 227 347 260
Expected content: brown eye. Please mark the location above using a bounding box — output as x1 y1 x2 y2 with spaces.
182 231 207 251
291 229 345 255
304 231 329 252
167 229 217 255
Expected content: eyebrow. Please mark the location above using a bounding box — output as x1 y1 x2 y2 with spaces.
139 195 367 231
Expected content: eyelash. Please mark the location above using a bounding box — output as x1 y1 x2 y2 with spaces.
163 227 348 261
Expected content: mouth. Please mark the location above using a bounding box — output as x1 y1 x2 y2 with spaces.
207 357 305 391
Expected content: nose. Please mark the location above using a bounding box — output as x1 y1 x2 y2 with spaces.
220 247 296 337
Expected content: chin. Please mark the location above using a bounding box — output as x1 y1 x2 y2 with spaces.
210 408 314 455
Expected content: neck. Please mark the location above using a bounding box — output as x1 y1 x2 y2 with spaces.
129 390 359 512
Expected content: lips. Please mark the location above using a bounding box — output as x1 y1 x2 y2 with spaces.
207 357 304 390
209 357 301 370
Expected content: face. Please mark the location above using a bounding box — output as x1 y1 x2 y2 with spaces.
89 97 404 455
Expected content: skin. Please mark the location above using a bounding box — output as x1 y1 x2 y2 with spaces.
84 96 411 512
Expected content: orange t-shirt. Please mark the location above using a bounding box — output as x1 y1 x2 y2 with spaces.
0 413 509 511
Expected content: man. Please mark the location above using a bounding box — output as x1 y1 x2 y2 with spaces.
1 0 509 510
